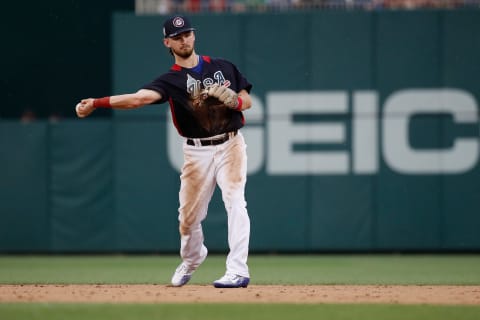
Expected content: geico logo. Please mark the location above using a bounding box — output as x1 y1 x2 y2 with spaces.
168 88 479 175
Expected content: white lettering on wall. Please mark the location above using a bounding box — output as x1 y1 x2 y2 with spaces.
353 91 379 174
267 91 349 174
383 89 479 174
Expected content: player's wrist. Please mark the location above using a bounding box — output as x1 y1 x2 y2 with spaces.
235 97 243 111
93 97 112 108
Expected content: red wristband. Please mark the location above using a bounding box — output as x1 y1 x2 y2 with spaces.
236 97 243 111
93 97 111 108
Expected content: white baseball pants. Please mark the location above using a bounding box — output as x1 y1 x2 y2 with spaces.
178 131 250 277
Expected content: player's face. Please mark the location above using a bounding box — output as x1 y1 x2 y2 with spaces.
167 31 195 58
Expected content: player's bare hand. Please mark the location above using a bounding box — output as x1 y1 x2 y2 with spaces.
75 99 95 118
206 84 239 109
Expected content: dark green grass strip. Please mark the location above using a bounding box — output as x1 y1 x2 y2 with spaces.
1 303 480 320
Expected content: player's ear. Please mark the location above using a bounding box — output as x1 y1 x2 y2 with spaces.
163 38 170 48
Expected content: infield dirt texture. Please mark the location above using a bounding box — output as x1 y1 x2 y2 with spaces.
1 284 480 304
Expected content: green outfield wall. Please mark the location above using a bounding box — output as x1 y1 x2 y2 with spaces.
1 10 479 252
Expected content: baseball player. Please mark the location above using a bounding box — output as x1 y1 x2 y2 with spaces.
75 15 252 288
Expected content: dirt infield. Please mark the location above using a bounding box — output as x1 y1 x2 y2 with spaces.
1 284 480 305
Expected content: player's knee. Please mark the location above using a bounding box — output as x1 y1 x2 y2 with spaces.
179 217 193 236
179 223 190 236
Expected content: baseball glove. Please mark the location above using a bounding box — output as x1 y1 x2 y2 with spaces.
205 83 239 109
191 88 210 110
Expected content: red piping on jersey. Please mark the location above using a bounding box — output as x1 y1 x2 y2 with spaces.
171 64 182 71
168 97 183 136
202 55 211 63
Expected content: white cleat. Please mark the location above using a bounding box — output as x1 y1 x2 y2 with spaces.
171 247 208 287
213 273 250 288
171 263 195 287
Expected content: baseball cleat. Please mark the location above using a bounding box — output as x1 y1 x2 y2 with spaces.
171 247 208 287
213 274 250 288
171 263 194 287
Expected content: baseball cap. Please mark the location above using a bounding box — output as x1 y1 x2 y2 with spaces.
163 15 195 38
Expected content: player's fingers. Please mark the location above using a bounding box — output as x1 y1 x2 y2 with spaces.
76 101 94 118
80 98 95 107
208 83 219 91
208 84 222 98
205 83 216 94
75 103 85 118
213 86 227 98
219 89 234 102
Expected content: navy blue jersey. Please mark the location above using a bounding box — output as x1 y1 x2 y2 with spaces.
142 55 252 138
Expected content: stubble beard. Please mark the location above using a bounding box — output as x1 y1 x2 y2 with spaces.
173 46 194 59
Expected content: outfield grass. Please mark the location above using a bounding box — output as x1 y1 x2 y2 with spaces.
0 254 479 285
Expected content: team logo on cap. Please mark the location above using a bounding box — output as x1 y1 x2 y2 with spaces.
173 17 184 28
